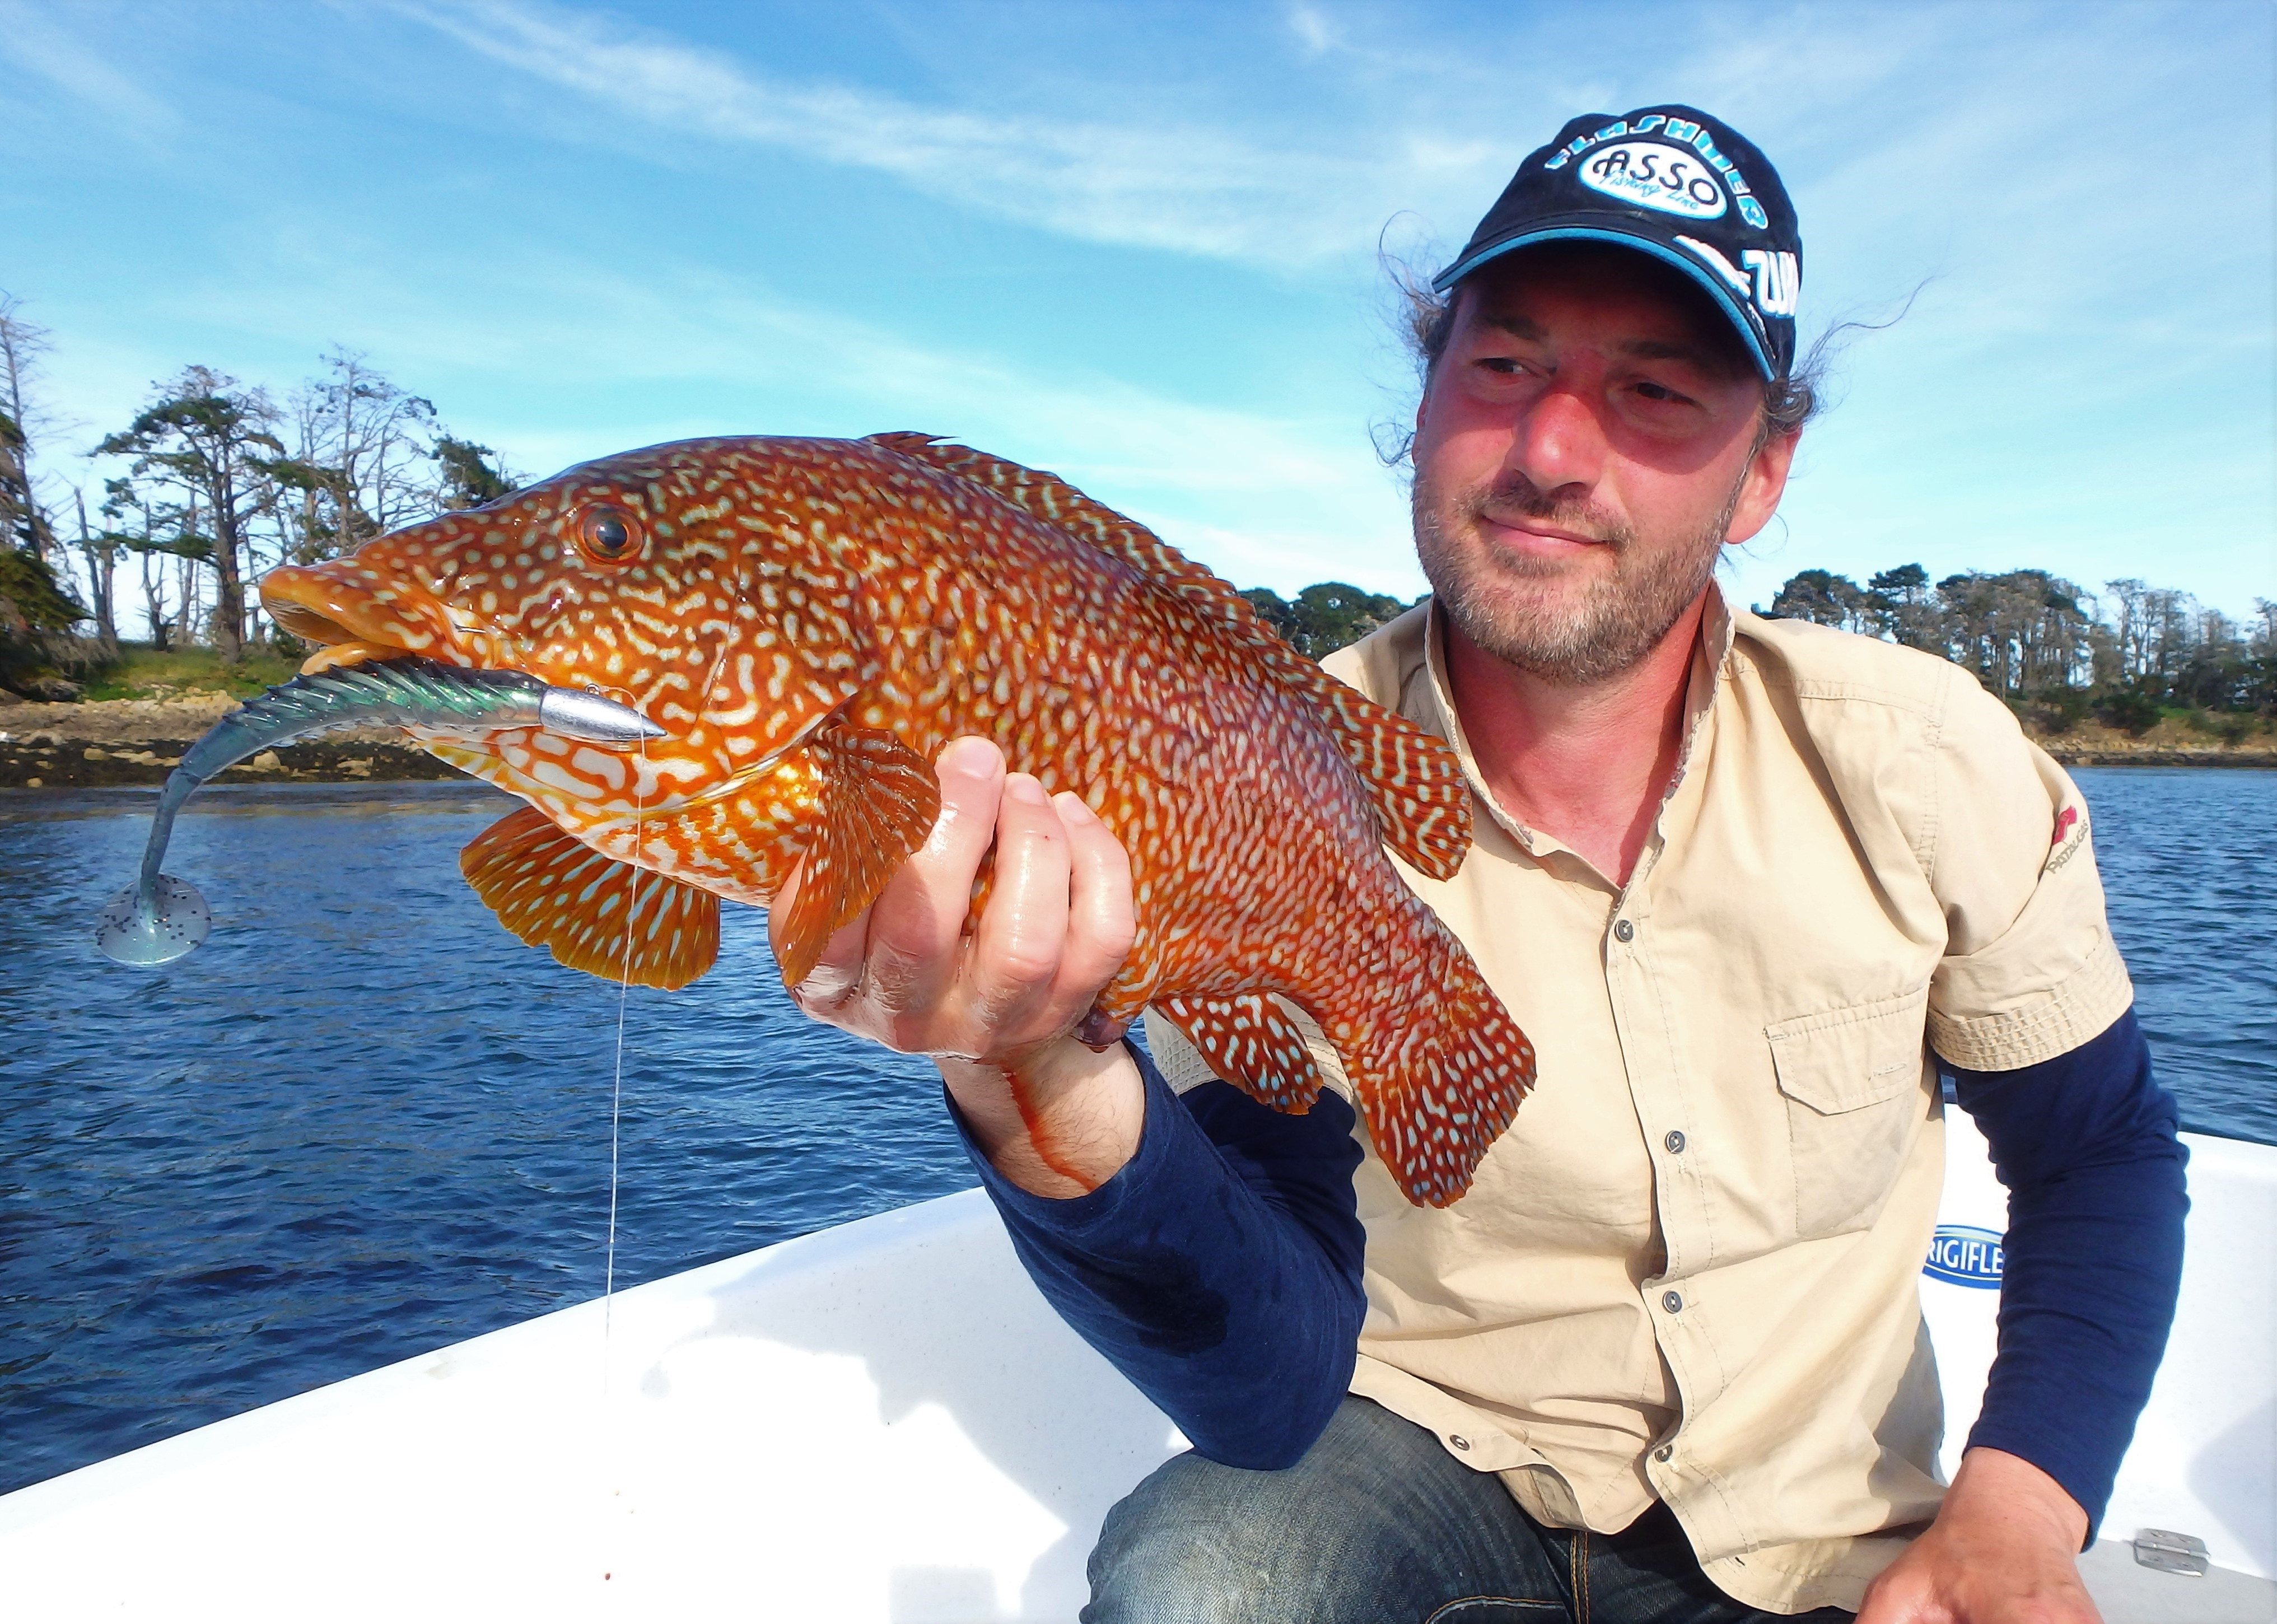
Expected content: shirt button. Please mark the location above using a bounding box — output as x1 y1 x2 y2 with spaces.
1449 1435 1471 1452
1662 1290 1683 1314
1664 1130 1687 1154
1654 1445 1674 1463
1613 919 1635 942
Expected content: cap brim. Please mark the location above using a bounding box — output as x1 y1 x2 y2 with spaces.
1434 223 1776 382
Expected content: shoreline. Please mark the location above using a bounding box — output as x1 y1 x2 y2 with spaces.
2 696 2272 789
2044 748 2277 770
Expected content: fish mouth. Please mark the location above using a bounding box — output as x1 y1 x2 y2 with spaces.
260 563 463 674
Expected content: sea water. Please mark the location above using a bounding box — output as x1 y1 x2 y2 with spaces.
0 766 2269 1494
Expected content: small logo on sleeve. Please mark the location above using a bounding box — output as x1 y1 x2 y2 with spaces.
2046 805 2089 872
1924 1225 2005 1288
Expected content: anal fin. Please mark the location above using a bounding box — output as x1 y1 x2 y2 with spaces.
1153 991 1327 1113
460 805 721 991
769 719 941 988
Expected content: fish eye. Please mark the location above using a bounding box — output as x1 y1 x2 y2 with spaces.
577 505 643 564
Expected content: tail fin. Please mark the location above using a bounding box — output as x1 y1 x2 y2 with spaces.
1331 916 1535 1208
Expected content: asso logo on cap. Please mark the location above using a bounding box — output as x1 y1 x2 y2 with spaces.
1576 142 1727 220
1544 113 1772 230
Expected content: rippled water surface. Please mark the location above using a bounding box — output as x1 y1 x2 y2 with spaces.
2077 768 2277 1144
0 782 965 1494
1 766 2270 1494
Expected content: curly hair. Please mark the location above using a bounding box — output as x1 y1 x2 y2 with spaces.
1391 265 1826 458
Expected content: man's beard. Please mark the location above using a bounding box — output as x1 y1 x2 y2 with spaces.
1413 468 1744 687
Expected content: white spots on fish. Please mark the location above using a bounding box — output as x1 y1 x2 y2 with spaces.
571 748 628 790
529 759 590 796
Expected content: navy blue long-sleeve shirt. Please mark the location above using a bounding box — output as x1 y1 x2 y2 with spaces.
956 1006 2186 1536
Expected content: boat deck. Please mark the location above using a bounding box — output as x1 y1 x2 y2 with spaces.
2 1123 2269 1621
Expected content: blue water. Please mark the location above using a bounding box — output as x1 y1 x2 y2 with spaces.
0 766 2270 1495
0 782 968 1495
2079 768 2277 1144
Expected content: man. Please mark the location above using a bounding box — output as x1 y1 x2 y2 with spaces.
788 106 2186 1622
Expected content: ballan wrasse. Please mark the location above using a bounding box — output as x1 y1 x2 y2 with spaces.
258 435 1537 1205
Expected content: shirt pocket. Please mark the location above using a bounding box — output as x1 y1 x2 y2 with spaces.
1766 984 1933 1241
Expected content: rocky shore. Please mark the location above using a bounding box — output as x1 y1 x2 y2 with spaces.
2042 744 2277 769
0 693 461 788
2 693 2271 790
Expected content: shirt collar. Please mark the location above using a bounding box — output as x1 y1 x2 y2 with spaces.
1417 582 1735 864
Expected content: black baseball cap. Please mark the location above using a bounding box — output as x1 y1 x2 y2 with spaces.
1434 105 1802 382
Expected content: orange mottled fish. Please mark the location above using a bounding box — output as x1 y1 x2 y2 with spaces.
259 435 1536 1205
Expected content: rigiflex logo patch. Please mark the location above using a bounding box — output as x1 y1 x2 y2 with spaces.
1578 142 1727 220
1924 1225 2005 1289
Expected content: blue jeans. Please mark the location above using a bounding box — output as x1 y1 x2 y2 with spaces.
1085 1397 1856 1623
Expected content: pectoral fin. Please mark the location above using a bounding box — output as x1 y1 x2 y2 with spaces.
461 805 721 990
768 721 942 988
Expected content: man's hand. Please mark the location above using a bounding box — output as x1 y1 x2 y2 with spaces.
1856 1448 2101 1623
781 735 1144 1198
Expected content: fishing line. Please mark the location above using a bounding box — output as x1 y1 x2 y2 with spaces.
593 732 647 1586
603 735 648 1374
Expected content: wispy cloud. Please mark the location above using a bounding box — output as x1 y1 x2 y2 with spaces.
49 224 1421 596
0 0 175 130
389 0 1471 267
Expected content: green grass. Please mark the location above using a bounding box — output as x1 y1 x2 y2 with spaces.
81 644 304 702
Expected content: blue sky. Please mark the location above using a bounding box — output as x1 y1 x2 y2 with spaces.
2 0 2270 617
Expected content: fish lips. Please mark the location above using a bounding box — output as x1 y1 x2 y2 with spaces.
260 562 457 661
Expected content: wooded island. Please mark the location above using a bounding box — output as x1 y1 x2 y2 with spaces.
3 297 2270 783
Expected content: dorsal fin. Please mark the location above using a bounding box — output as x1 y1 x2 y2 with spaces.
865 432 1473 879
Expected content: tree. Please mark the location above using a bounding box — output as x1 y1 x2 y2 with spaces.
2172 607 2250 712
71 487 120 651
1769 568 1870 631
0 295 58 565
0 407 83 659
1935 570 2091 699
96 367 283 661
433 435 517 509
1241 581 1412 659
269 350 445 570
98 477 213 652
1864 563 1943 651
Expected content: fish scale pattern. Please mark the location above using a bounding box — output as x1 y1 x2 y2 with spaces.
866 432 1476 881
259 435 1537 1206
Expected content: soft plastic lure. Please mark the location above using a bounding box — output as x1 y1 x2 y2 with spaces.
94 656 664 968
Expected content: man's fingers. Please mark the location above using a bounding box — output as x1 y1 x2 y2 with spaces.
781 738 1136 1068
860 736 1006 1013
791 904 874 1007
964 772 1073 1030
1053 790 1137 1007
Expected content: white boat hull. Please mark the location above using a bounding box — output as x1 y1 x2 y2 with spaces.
2 1124 2270 1621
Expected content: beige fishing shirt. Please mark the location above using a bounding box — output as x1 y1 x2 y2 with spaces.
1144 589 2132 1616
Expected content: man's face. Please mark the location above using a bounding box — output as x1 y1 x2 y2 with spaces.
1411 247 1796 685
